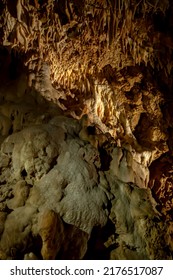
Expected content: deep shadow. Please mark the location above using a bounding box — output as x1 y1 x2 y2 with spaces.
99 147 112 171
84 219 118 260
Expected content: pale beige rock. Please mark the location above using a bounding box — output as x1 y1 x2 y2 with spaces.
24 252 38 260
0 0 173 260
7 180 30 210
110 147 149 188
107 175 169 259
0 153 10 168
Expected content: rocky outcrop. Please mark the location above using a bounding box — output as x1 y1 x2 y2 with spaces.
0 0 173 259
0 72 172 259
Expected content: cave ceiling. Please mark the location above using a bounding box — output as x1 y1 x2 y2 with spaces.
0 2 172 120
1 0 173 146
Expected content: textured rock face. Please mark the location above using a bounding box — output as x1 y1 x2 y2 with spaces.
0 0 173 259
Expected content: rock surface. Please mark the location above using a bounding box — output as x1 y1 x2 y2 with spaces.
0 0 173 259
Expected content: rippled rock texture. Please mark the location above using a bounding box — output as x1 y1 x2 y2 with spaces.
0 0 173 259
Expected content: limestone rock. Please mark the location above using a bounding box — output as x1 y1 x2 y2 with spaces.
24 252 38 260
7 180 30 210
0 206 37 259
39 210 65 260
0 0 173 260
0 212 7 235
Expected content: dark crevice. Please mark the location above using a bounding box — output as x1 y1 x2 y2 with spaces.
54 0 70 25
48 157 58 171
21 169 27 178
99 147 112 171
9 126 13 135
84 219 118 260
4 205 13 215
24 234 43 260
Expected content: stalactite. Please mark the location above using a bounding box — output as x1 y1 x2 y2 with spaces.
16 0 23 22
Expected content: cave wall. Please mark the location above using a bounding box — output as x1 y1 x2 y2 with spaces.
0 0 173 259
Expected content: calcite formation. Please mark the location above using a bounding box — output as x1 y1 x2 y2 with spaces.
0 0 173 259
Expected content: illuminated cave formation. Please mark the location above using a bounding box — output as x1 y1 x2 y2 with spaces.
0 0 173 259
